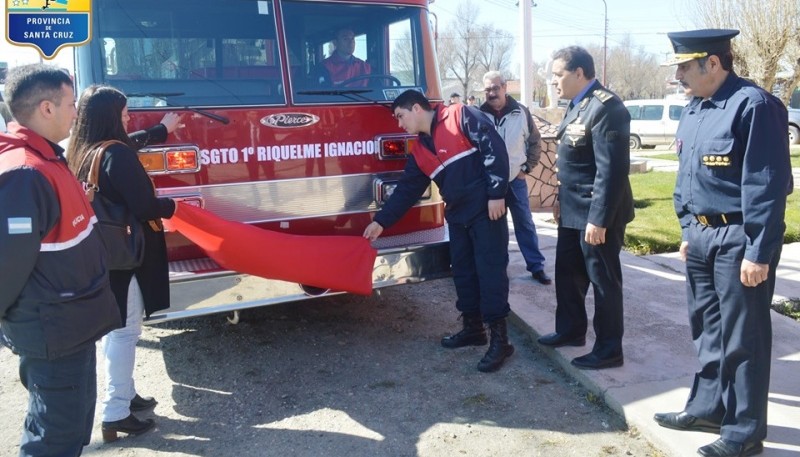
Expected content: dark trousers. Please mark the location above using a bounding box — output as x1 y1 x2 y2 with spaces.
684 222 778 443
554 225 625 358
449 215 510 323
18 346 97 457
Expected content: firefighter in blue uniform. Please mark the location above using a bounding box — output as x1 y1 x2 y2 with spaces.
363 89 514 373
537 46 634 370
653 29 793 457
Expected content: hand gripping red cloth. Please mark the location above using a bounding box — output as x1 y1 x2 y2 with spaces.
163 202 377 295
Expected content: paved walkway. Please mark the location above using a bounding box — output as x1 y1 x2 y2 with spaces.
506 211 800 457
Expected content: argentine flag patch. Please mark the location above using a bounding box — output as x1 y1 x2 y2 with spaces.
8 217 33 235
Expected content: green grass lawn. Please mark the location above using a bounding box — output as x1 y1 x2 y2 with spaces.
625 171 800 255
772 299 800 322
643 152 679 161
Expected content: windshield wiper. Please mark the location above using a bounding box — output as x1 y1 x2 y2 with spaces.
126 92 230 125
297 89 394 110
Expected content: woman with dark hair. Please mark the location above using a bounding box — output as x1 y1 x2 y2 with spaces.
66 85 177 442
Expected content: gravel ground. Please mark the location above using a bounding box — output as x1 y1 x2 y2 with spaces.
0 279 666 457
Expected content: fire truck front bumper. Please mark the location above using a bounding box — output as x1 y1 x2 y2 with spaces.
146 227 450 324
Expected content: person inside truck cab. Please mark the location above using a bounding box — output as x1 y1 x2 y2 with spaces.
316 28 371 87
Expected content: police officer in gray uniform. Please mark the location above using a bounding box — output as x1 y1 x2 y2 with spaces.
654 29 793 457
537 46 634 370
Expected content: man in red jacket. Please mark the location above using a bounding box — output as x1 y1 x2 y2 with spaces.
0 64 120 456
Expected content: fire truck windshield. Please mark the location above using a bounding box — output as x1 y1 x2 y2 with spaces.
86 0 431 107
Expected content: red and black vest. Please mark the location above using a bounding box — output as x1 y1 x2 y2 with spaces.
411 105 476 179
0 125 97 251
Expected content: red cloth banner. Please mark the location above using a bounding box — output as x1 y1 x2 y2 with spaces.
163 202 377 295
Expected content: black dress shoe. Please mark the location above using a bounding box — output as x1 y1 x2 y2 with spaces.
537 332 586 347
531 270 552 285
653 411 721 433
698 438 763 457
101 414 155 443
130 393 158 412
571 352 623 369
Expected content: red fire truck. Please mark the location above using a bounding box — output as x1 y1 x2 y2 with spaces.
74 0 450 322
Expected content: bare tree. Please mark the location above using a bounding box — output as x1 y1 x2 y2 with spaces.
435 1 482 97
596 36 674 100
475 25 514 77
689 0 800 104
392 30 415 82
783 37 800 104
537 39 672 102
530 60 550 108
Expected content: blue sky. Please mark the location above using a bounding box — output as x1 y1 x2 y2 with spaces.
430 0 699 69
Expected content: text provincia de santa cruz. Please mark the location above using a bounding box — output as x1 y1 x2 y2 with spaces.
21 16 75 39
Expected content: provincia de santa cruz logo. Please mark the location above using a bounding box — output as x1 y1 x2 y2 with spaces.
5 0 91 59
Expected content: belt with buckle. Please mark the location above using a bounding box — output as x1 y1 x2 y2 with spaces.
695 212 743 227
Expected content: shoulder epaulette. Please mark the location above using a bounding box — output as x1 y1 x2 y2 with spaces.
593 89 614 104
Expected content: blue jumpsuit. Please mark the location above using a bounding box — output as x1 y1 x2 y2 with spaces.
674 72 793 443
374 104 511 323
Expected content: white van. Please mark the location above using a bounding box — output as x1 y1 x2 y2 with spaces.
624 98 688 149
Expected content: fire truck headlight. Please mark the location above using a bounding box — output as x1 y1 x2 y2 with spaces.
166 149 199 172
373 177 397 206
138 152 166 173
139 146 201 175
383 182 397 200
374 177 431 206
378 135 414 160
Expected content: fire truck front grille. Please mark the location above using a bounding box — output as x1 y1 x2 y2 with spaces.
157 173 441 225
371 226 448 250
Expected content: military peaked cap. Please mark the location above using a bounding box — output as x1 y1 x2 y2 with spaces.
663 29 739 66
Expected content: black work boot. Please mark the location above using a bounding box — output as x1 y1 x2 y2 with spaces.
101 414 155 442
477 318 515 372
441 312 487 349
